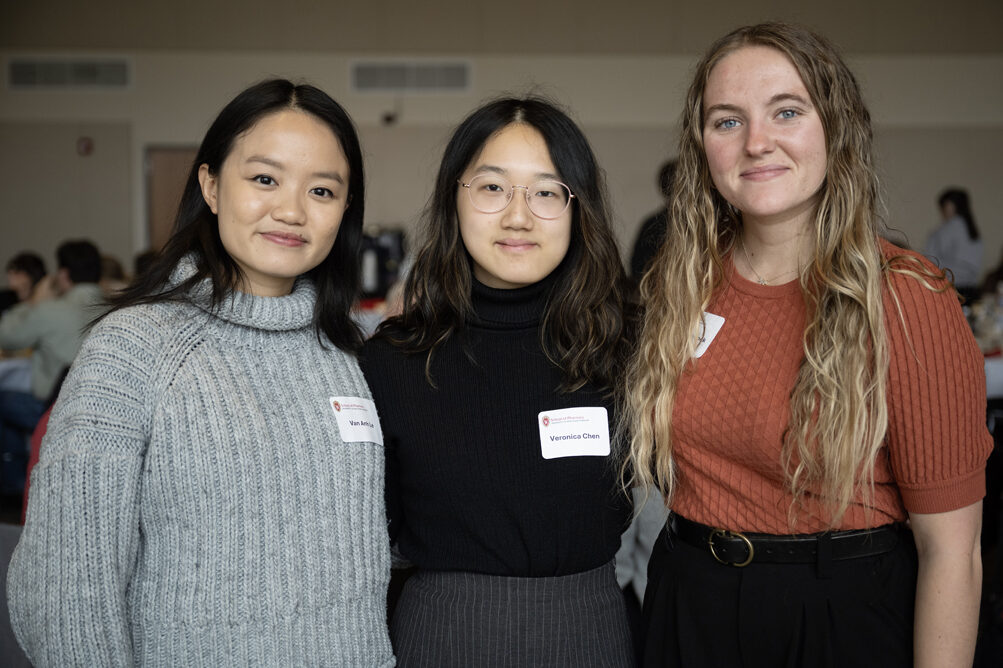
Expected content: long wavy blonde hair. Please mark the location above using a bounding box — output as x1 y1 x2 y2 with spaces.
626 23 917 528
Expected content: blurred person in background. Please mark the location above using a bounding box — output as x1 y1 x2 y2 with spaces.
0 241 103 494
5 253 47 305
100 254 129 295
924 187 983 303
629 159 678 283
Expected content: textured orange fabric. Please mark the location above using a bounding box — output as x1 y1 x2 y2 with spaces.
669 240 992 533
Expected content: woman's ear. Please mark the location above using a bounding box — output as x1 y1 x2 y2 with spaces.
198 164 219 214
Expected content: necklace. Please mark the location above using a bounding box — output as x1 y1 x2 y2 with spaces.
739 236 799 286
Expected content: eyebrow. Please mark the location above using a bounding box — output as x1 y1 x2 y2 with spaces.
247 155 346 184
472 164 562 182
704 92 813 116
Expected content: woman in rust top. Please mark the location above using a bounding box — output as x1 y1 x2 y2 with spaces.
626 22 992 667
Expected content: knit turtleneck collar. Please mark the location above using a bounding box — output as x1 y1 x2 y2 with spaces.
470 269 559 330
169 256 316 332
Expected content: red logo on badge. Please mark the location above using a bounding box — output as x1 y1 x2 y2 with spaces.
332 401 341 412
542 416 550 427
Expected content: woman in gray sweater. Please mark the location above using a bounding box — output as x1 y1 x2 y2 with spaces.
7 79 395 667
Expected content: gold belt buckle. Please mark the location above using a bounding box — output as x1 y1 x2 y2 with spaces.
708 528 754 567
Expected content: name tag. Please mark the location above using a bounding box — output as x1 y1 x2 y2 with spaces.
329 396 384 445
693 311 725 358
538 407 610 459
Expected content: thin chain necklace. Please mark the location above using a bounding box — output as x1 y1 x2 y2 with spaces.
739 236 800 286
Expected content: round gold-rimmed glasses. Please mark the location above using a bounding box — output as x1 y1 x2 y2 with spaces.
459 174 575 219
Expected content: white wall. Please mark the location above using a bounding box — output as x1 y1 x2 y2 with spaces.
1 50 1002 275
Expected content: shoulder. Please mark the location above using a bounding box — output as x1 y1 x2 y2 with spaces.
359 334 410 377
82 301 203 375
359 334 433 402
91 300 190 339
880 238 954 302
880 237 937 268
878 239 979 362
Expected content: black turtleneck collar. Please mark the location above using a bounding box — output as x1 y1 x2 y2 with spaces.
470 269 561 330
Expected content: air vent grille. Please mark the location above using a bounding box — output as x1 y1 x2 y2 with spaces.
352 61 469 92
8 58 129 88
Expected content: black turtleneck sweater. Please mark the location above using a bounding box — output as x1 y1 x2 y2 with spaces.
359 276 631 577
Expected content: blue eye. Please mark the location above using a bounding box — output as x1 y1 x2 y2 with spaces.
716 118 739 130
778 109 799 120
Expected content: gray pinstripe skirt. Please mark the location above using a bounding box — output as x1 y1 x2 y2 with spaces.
391 560 635 667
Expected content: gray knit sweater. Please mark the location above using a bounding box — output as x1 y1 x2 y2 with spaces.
7 263 395 667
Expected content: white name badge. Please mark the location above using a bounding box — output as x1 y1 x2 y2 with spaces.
538 407 610 459
329 396 384 445
693 311 725 358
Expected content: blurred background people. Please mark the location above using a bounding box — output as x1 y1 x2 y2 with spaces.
981 246 1003 298
0 241 102 496
925 187 984 303
629 160 678 283
99 254 128 295
5 254 47 305
0 253 47 397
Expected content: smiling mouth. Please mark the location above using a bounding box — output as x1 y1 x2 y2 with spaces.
261 231 307 247
496 240 537 251
740 166 788 180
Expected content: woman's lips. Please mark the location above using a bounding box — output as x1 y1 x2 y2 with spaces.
261 231 307 247
740 165 789 181
495 239 537 251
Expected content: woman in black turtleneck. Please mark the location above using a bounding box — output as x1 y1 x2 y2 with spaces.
359 97 635 667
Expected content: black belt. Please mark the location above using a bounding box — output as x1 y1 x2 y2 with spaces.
669 514 902 567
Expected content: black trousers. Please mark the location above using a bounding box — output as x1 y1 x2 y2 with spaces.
641 522 917 668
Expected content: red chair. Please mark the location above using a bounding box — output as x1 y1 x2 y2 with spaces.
20 406 51 525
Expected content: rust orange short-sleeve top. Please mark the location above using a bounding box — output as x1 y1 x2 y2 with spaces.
669 240 992 533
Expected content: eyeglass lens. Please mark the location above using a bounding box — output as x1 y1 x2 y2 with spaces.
465 174 571 219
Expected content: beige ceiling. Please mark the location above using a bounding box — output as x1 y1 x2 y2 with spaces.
3 0 1001 55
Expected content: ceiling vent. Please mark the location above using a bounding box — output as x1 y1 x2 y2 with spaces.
7 58 130 88
351 61 469 93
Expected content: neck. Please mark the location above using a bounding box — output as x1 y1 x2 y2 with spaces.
736 220 812 286
470 271 557 329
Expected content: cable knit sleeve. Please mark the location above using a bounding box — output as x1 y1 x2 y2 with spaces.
7 307 160 667
883 245 993 514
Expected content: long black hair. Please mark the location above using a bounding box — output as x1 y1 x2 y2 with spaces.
106 78 366 352
939 188 980 241
379 96 632 391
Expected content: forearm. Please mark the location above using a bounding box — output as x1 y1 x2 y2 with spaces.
9 454 141 667
911 506 983 668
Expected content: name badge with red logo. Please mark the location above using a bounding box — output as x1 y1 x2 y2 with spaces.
538 406 610 459
329 396 383 445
